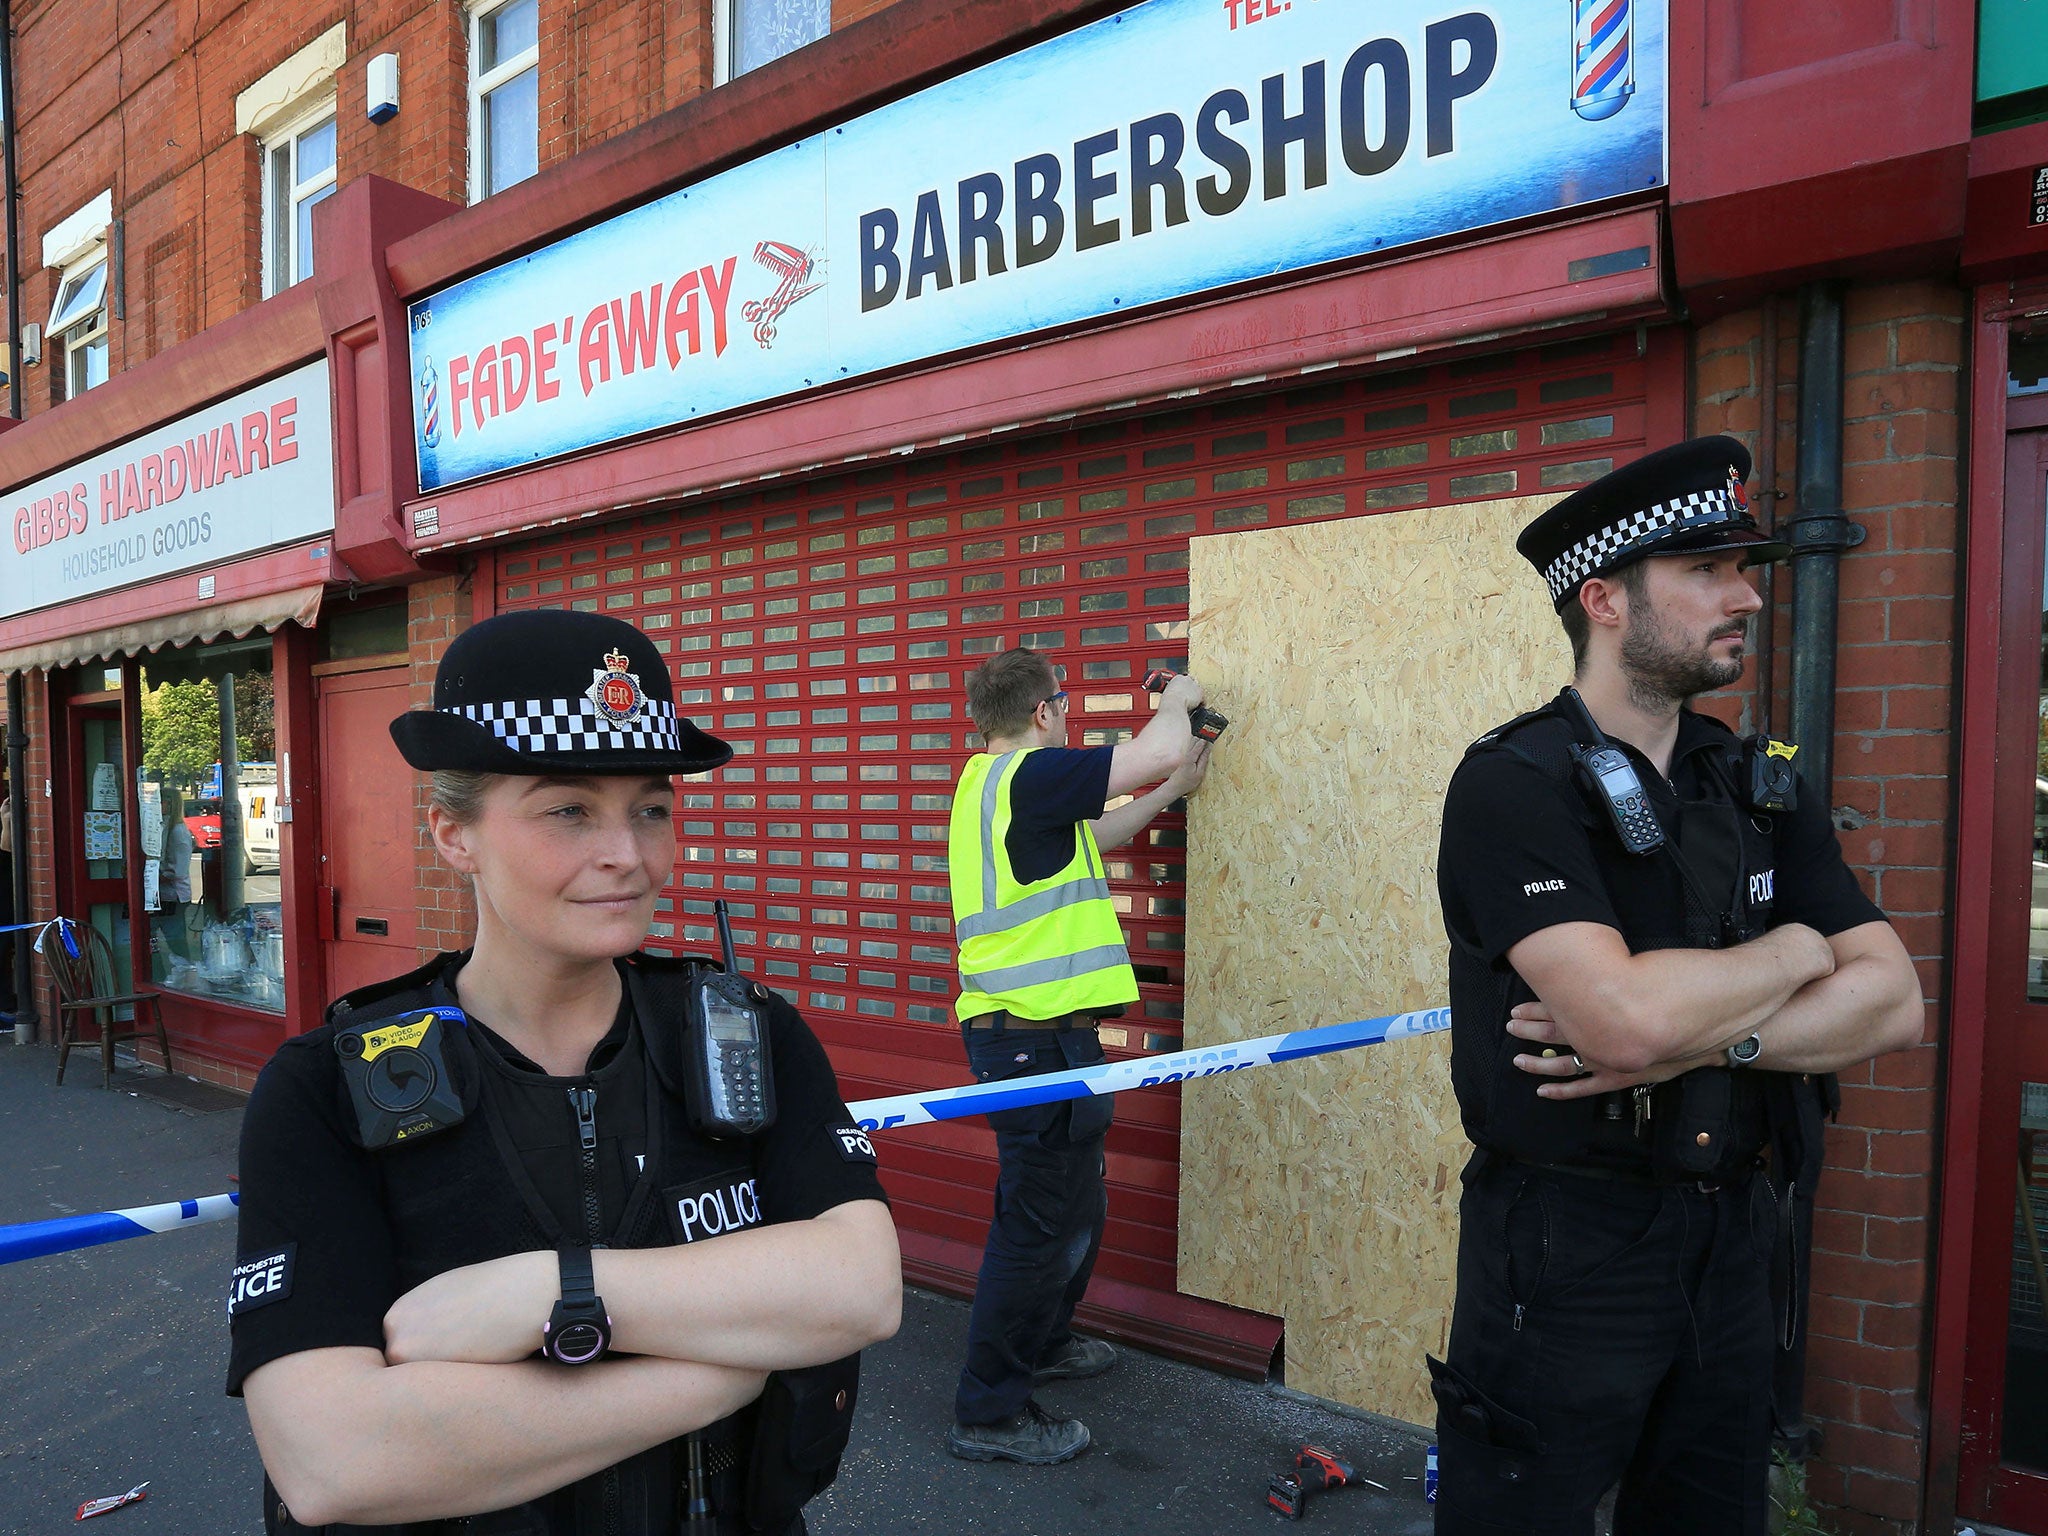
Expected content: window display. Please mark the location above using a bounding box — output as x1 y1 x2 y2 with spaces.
136 636 284 1012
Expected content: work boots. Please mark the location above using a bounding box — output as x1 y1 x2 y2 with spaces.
1033 1334 1117 1383
946 1401 1091 1465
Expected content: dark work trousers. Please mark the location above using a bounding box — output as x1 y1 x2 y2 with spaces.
953 1017 1113 1426
1429 1152 1776 1536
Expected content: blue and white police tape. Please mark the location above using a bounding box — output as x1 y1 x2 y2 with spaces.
0 1004 1451 1265
849 1006 1450 1131
0 1193 240 1265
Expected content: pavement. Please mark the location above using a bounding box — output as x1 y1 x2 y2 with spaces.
0 1039 1438 1535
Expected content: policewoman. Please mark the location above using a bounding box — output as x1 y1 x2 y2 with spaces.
943 647 1209 1465
227 610 901 1535
1429 438 1922 1535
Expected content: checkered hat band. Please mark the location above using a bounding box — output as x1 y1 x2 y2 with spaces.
449 696 682 755
1543 488 1744 602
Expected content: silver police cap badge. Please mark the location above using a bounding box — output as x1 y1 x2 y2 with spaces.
586 647 646 723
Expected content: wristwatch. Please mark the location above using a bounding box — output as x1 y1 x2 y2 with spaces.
1725 1032 1763 1068
541 1247 612 1365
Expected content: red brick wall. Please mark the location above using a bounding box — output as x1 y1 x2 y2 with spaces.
6 0 728 418
407 574 475 957
1692 280 1965 1535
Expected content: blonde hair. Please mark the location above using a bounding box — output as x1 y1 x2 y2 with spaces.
429 770 498 826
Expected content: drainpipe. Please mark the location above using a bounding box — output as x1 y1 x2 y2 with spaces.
1787 281 1862 803
1 0 17 424
2 0 30 1046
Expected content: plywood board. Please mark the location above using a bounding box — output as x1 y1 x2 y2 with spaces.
1176 495 1569 1425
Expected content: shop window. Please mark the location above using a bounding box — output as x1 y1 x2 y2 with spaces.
48 253 108 400
320 598 408 660
469 0 539 201
716 0 829 83
136 638 284 1012
262 103 337 295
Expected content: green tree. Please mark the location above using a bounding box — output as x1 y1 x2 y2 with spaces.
233 670 275 761
141 681 221 787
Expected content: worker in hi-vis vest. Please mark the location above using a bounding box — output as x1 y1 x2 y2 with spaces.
943 646 1212 1467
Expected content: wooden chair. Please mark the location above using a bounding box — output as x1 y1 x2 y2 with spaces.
41 918 173 1089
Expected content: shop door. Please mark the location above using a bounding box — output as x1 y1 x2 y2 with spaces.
490 331 1656 1349
1961 414 2048 1529
317 667 419 999
65 696 134 1001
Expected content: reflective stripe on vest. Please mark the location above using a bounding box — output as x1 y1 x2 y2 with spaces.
950 749 1136 1023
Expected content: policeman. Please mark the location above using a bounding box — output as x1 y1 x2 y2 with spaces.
943 648 1210 1465
1430 438 1924 1534
227 610 902 1535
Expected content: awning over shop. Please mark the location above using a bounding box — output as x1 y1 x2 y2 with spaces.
0 584 323 674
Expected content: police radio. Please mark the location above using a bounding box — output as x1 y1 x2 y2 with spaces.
335 1005 469 1150
1560 688 1666 857
684 899 777 1139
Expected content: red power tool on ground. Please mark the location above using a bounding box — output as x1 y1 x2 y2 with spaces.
1266 1444 1361 1520
1142 669 1230 742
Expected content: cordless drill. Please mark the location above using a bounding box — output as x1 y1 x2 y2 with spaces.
1142 669 1229 742
1266 1445 1359 1520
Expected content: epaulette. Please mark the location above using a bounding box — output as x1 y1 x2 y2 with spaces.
1462 699 1571 761
326 951 463 1025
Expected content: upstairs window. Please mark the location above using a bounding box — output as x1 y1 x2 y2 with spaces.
717 0 829 84
469 0 539 201
49 254 108 400
262 105 337 295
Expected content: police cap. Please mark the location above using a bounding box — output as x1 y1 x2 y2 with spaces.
390 609 733 775
1516 436 1788 611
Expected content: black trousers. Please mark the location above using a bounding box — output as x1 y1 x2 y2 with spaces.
953 1017 1112 1425
1430 1153 1776 1536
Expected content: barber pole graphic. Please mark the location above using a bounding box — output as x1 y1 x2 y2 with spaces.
1571 0 1634 121
417 356 441 449
741 241 824 349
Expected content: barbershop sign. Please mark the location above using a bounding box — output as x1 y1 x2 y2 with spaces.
1 361 334 620
407 0 1667 491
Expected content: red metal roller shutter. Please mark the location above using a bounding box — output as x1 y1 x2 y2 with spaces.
493 330 1655 1354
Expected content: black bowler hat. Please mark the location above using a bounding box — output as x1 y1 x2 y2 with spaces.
390 609 733 775
1516 436 1789 611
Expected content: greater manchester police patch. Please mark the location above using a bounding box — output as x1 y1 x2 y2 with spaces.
228 1245 295 1317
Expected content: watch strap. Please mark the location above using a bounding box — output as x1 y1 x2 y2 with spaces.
557 1244 597 1305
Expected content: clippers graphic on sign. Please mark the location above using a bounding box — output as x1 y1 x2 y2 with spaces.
336 1005 469 1149
742 241 824 349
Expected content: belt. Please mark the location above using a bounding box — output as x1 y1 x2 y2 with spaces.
1521 1158 1750 1195
965 1009 1097 1033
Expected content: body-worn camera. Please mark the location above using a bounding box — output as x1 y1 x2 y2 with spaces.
336 1005 469 1150
1743 737 1800 815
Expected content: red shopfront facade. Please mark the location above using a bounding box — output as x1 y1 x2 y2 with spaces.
0 289 344 1084
351 0 1689 1360
0 184 451 1089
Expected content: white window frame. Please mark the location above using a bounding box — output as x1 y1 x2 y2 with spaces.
260 99 338 297
48 249 110 400
713 0 830 87
468 0 540 204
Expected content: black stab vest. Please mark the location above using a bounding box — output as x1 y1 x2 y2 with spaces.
1446 700 1816 1181
266 951 807 1536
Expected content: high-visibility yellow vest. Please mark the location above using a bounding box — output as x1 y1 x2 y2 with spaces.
950 749 1137 1023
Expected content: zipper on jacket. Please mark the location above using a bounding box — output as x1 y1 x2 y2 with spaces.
567 1083 618 1535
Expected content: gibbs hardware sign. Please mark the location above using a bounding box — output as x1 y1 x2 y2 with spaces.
2 361 334 619
408 0 1666 491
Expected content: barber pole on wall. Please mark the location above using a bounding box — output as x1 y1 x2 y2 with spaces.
0 360 336 620
406 0 1669 492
